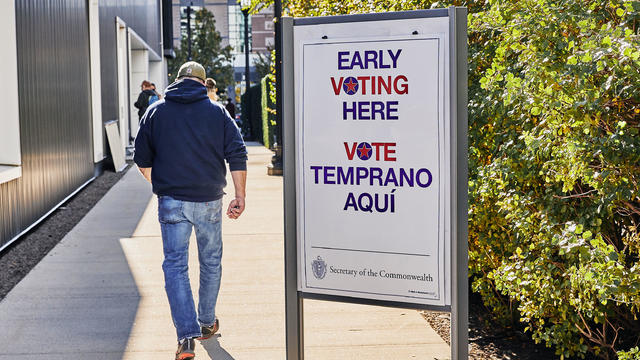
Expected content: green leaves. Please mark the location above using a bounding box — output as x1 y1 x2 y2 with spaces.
168 8 234 92
462 0 640 358
531 106 542 116
254 0 640 357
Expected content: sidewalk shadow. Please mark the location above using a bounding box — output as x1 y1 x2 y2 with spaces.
0 169 151 358
199 334 236 360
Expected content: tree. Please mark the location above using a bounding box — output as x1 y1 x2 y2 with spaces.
251 0 640 358
168 8 234 93
254 44 274 80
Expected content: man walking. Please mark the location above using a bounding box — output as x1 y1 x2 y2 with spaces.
134 80 157 121
134 61 247 360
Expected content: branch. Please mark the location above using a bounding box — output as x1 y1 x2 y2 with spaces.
553 189 598 199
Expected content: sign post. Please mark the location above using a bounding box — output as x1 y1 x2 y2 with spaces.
283 7 468 359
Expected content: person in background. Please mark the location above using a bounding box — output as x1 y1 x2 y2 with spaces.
225 98 236 119
150 83 162 101
205 78 218 102
134 61 247 360
134 80 156 121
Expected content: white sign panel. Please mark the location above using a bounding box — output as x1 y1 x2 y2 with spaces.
295 17 451 306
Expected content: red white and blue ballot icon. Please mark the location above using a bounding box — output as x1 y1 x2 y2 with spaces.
355 142 371 160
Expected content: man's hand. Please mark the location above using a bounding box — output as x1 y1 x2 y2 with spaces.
227 196 245 219
228 170 247 219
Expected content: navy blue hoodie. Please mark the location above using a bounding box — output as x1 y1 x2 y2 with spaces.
134 79 247 202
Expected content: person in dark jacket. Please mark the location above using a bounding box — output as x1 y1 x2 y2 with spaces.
134 61 247 360
134 80 156 120
225 98 236 119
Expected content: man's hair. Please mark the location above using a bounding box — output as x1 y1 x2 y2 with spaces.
181 76 205 84
205 78 216 89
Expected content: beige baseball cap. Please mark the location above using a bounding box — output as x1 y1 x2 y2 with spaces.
177 61 206 82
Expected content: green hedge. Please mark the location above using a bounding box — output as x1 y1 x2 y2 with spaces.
240 76 276 147
240 82 263 142
252 0 640 358
261 76 277 148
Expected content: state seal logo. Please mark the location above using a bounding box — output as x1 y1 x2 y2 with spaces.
311 256 327 280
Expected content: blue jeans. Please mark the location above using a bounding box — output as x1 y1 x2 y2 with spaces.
158 195 223 341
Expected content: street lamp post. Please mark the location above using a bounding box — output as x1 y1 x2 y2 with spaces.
186 2 192 60
241 0 252 140
241 0 251 105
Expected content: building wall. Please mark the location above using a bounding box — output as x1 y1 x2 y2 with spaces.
0 0 94 249
99 0 163 124
250 7 274 53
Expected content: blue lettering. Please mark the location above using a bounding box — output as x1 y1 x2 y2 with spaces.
400 168 414 187
370 167 383 186
371 101 385 120
358 193 373 212
384 168 399 187
356 167 368 185
386 101 399 120
358 102 370 120
364 50 377 69
416 168 432 188
311 166 322 183
324 166 336 184
344 192 358 211
374 193 388 212
338 51 350 70
343 102 357 120
379 50 390 69
338 49 401 70
391 189 396 212
350 51 363 69
337 166 353 185
388 49 402 68
343 191 396 213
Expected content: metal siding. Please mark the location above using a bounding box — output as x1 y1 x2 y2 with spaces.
163 0 174 53
0 0 94 248
99 0 162 122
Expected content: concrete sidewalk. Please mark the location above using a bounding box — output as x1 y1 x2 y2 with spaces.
0 145 450 360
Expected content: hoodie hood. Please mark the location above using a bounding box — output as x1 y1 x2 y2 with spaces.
164 79 209 104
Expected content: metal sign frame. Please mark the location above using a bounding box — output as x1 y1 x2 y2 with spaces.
282 7 468 359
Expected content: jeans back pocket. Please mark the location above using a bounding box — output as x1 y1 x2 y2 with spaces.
158 196 184 224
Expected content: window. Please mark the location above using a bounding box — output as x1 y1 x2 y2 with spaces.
264 19 274 31
229 4 251 67
180 5 203 39
0 0 21 184
265 37 274 48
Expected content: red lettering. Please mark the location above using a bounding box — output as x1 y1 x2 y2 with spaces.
394 75 409 94
331 77 344 95
378 76 392 94
384 143 397 161
344 142 357 160
356 76 369 94
371 142 385 161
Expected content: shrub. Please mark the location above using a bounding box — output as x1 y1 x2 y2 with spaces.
251 0 640 357
469 1 640 358
261 76 277 148
240 83 263 142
